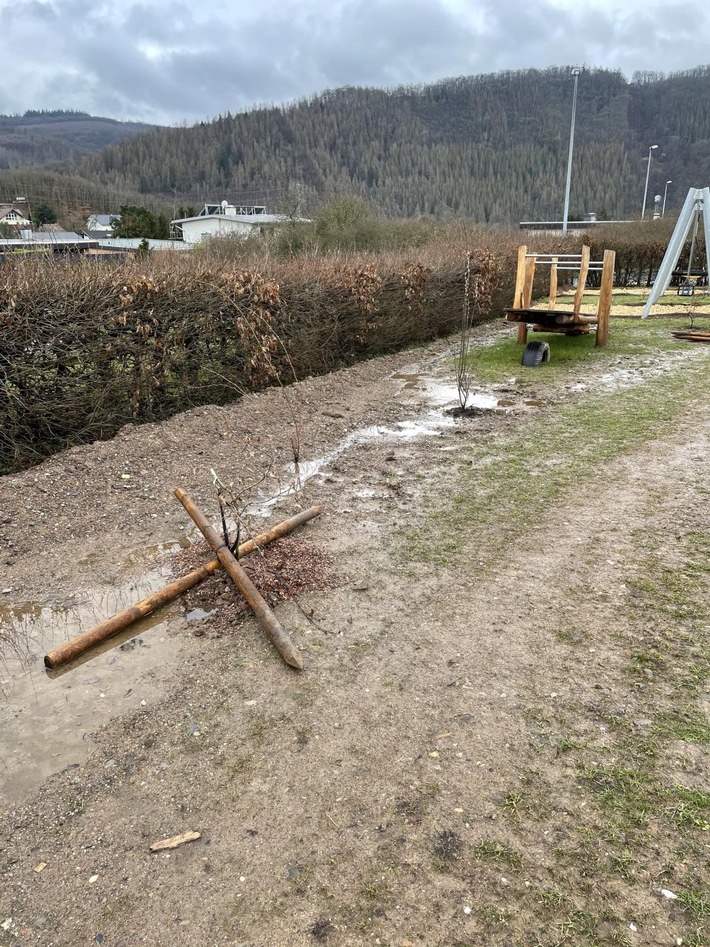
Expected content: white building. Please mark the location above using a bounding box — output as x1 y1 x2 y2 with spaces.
85 213 121 236
0 202 32 229
171 201 306 245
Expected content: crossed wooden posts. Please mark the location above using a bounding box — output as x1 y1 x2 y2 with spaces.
45 495 324 671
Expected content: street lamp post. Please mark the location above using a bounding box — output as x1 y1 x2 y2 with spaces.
562 67 581 236
662 180 672 218
641 144 659 219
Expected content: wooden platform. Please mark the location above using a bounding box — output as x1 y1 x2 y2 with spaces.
507 245 615 348
505 307 597 328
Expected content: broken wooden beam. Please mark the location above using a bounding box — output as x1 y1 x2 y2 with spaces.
44 506 323 670
174 488 304 670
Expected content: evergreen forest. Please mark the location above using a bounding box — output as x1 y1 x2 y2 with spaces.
2 66 710 225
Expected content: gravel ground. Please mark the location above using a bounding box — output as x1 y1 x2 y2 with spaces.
2 316 710 947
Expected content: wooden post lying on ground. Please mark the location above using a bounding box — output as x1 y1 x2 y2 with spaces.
44 506 322 670
174 488 304 671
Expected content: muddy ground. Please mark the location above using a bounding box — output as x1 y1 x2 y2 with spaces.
1 310 710 947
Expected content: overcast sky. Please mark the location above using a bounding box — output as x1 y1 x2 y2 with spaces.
0 0 707 124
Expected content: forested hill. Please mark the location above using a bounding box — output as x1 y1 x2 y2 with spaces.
0 110 158 170
73 66 710 223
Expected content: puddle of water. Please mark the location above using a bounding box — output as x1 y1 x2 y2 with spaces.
393 370 507 412
0 558 184 806
250 415 456 516
250 373 507 517
391 371 426 391
185 607 218 621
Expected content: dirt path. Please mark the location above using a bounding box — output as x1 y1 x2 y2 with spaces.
2 322 709 946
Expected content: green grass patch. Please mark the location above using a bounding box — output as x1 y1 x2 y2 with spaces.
472 840 522 871
653 709 710 745
469 317 688 383
413 326 710 569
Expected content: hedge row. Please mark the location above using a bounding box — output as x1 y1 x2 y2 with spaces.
1 243 519 473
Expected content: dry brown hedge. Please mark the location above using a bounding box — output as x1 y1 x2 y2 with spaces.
1 242 523 473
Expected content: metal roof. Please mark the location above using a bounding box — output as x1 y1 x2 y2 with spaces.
87 214 120 226
0 235 98 248
172 213 303 225
97 237 191 251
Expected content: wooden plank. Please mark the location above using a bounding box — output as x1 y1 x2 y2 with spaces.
512 245 527 307
505 308 595 326
595 248 615 347
518 255 536 344
513 246 529 343
533 325 590 335
549 258 558 310
572 244 591 316
522 256 536 308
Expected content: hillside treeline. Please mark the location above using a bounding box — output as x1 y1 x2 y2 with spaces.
0 111 156 171
0 169 171 231
73 66 710 223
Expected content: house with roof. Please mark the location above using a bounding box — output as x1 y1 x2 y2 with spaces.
85 213 121 238
171 201 308 245
0 202 32 230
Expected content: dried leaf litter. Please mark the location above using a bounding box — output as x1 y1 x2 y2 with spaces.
167 535 341 637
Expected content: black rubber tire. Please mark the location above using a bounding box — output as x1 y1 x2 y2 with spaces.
521 340 551 367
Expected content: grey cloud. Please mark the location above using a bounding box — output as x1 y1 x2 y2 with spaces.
1 0 709 122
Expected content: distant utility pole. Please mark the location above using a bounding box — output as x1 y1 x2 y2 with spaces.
562 67 581 236
641 144 658 219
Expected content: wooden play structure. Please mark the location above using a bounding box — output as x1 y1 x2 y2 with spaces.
505 245 616 350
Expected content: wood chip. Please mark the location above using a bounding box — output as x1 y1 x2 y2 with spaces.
149 831 201 852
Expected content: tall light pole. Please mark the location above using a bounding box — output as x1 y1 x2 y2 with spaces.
662 180 672 217
562 67 581 236
641 144 658 219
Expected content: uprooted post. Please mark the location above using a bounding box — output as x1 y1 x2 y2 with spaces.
44 506 322 670
174 488 304 670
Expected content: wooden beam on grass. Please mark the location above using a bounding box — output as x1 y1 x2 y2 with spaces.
548 257 558 310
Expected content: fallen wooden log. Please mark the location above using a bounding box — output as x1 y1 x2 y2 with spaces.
44 506 323 670
671 331 710 343
174 488 304 671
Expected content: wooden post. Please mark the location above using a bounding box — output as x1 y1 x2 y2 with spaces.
548 257 558 310
517 256 536 344
595 249 615 347
522 256 536 307
512 245 527 307
44 507 323 669
513 245 529 344
174 488 304 670
572 244 591 316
